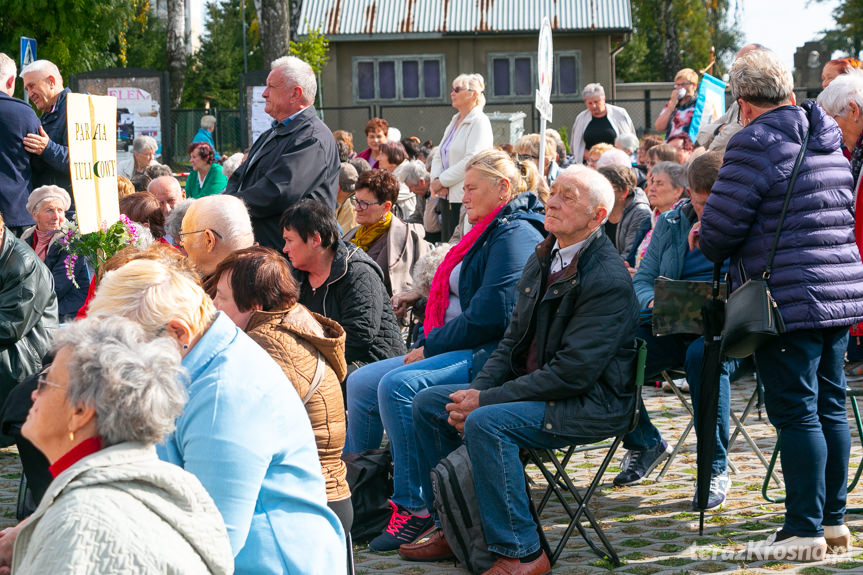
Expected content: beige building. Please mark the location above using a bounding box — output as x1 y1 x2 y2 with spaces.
298 0 633 143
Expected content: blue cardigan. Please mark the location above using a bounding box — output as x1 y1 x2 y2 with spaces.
701 101 863 331
157 313 345 574
423 192 546 358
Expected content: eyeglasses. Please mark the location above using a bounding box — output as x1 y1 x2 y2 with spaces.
37 371 62 393
451 86 473 94
177 229 223 244
350 197 385 210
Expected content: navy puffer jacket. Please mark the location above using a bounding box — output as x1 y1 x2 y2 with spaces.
700 101 863 331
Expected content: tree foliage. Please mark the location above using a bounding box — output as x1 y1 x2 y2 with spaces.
0 0 134 86
121 2 167 71
182 0 263 108
617 0 742 82
815 0 863 59
290 29 330 76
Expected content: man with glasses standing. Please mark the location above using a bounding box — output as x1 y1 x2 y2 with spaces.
654 68 700 143
224 56 339 251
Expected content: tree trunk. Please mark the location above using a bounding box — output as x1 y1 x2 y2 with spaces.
290 0 303 43
662 0 681 79
260 0 290 64
166 0 187 107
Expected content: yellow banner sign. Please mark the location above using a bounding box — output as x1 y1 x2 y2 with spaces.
66 93 120 234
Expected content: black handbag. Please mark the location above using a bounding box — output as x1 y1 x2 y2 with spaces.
721 128 809 359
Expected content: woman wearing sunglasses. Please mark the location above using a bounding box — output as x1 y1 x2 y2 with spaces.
343 169 429 296
429 73 494 241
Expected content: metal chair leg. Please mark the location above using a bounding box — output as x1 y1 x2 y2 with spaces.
527 438 624 567
656 371 692 480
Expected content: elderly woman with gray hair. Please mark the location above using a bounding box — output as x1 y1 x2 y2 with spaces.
20 185 88 321
118 135 158 179
570 82 636 165
5 317 233 574
700 48 863 561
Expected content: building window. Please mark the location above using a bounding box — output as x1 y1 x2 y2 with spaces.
353 55 446 103
487 51 582 101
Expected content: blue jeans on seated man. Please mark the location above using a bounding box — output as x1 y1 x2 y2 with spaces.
624 325 749 475
413 384 589 559
344 349 474 512
754 326 850 537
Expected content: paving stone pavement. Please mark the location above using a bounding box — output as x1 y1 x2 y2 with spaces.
350 377 863 575
0 377 859 574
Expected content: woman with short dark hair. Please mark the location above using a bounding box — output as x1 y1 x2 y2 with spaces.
280 199 405 370
211 246 353 539
358 118 389 168
186 142 228 198
343 169 428 296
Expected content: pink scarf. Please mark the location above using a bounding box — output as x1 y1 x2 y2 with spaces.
424 205 504 336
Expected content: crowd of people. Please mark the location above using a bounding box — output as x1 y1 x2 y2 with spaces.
0 39 862 575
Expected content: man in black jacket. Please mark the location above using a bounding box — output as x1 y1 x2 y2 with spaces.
224 56 339 251
400 167 640 575
0 53 40 235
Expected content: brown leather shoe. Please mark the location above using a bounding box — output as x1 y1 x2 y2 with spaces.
398 529 455 562
481 552 551 575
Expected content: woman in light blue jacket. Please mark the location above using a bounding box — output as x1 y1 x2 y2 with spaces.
89 257 345 574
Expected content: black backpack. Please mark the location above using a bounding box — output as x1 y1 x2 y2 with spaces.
343 448 394 544
431 445 496 573
432 445 551 574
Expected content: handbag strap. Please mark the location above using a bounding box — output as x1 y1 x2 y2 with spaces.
301 351 326 405
764 125 810 278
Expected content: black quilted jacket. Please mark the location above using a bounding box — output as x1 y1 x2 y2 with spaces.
0 228 58 406
296 240 405 367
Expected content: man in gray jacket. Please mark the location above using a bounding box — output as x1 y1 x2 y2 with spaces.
400 167 640 575
224 56 339 251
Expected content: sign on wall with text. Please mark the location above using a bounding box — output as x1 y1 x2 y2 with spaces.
66 93 120 234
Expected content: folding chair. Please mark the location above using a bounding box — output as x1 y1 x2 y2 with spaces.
656 368 786 494
656 368 692 480
725 376 783 492
524 338 648 567
761 386 863 507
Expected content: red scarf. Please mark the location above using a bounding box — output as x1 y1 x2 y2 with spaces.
424 205 503 336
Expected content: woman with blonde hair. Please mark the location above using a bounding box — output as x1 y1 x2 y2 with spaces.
430 73 494 240
655 67 699 142
513 133 558 201
87 258 346 574
345 148 546 551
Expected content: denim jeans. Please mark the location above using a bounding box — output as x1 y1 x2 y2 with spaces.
344 350 474 511
413 384 586 558
623 325 748 475
754 326 850 536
